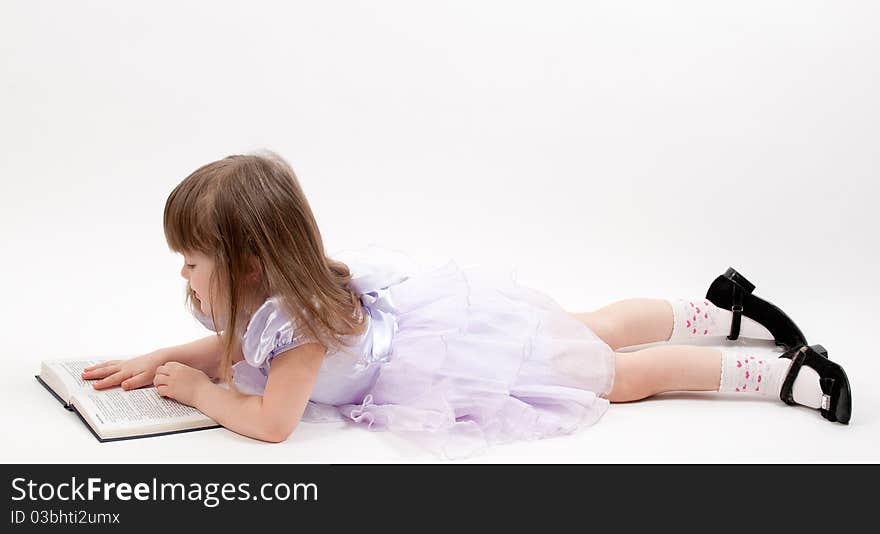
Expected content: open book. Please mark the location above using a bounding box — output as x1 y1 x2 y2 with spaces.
36 359 220 442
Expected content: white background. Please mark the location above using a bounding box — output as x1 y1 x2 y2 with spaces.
1 1 877 462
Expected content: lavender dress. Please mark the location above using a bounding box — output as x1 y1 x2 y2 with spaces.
196 248 615 459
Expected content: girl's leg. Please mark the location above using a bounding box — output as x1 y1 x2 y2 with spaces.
606 344 825 410
607 345 720 402
572 298 774 350
573 299 674 350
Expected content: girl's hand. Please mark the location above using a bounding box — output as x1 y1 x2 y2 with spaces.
153 362 212 407
82 351 167 391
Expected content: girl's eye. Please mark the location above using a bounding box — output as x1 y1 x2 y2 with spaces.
186 264 196 269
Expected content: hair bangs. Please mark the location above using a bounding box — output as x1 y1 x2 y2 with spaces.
163 165 219 255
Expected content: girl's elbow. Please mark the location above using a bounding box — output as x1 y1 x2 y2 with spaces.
262 420 298 443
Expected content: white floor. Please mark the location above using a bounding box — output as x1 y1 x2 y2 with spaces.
5 319 876 464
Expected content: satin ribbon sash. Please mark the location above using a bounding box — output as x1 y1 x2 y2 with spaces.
348 265 410 364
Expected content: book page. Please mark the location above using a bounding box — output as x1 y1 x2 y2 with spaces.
40 359 105 404
59 359 105 390
80 387 213 426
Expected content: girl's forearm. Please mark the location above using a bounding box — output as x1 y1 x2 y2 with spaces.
155 335 224 378
194 383 292 443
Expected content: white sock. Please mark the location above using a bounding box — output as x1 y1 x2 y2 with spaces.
668 298 774 342
718 348 823 408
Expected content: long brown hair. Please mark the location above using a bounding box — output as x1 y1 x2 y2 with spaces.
163 150 367 383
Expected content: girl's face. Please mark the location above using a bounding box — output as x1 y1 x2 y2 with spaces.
181 250 218 317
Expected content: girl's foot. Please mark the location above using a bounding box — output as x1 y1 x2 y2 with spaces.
779 344 852 424
718 344 852 424
705 267 808 350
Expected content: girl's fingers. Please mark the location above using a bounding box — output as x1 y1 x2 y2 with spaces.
82 365 119 379
121 371 150 391
92 371 128 390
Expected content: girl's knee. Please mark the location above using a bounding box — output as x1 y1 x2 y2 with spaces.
575 311 622 350
607 353 652 403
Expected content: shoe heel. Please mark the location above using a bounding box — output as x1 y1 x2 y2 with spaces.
819 373 852 425
723 268 755 294
819 377 836 421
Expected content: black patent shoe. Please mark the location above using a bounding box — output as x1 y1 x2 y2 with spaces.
779 344 852 424
705 267 809 350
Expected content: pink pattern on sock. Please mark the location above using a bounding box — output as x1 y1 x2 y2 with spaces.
724 352 776 396
676 299 724 339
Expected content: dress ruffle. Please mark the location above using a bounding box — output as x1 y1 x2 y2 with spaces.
311 258 615 460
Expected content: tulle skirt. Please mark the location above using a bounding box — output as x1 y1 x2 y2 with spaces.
310 259 616 460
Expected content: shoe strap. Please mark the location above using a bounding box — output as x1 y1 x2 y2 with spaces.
779 345 809 406
728 284 744 341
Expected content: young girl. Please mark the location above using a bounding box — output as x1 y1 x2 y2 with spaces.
80 151 852 459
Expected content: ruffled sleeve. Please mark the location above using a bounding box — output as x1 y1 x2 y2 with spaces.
193 309 218 332
241 297 318 368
